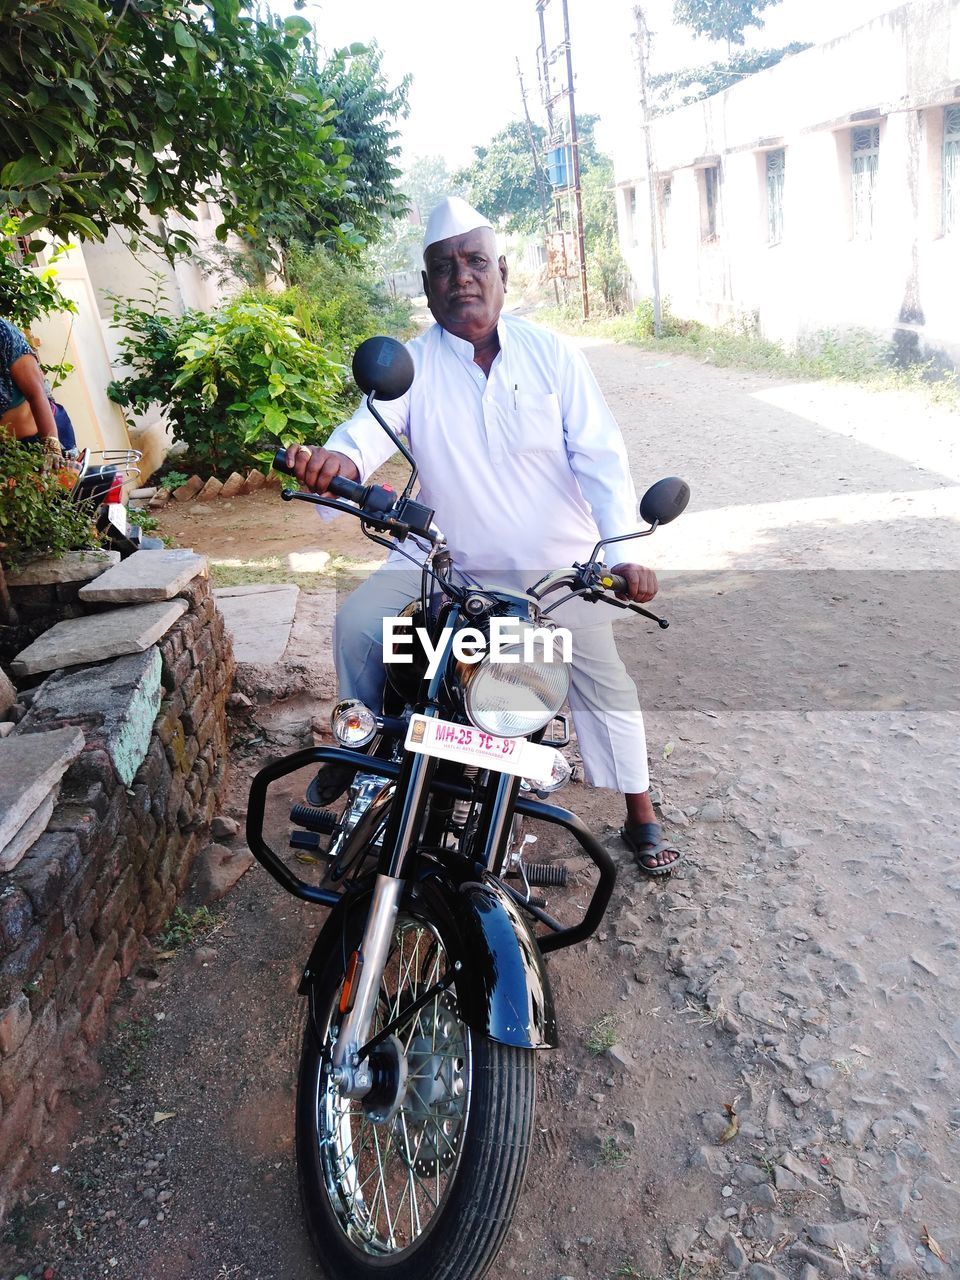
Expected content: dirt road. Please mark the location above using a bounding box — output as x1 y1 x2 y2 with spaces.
4 341 959 1280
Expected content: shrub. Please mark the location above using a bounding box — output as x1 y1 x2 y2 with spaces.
633 297 692 339
108 252 414 477
0 215 77 385
0 437 98 571
108 294 347 476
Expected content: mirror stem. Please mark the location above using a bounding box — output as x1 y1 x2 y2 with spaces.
367 392 418 501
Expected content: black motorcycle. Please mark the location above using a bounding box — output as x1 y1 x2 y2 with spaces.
247 337 690 1280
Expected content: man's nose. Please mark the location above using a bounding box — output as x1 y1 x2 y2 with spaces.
452 258 473 284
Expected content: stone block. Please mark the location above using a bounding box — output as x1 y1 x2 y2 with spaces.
14 831 83 916
0 994 32 1056
241 468 266 494
197 476 222 501
172 475 203 502
0 791 57 873
0 727 84 860
11 599 187 677
191 843 254 904
213 584 298 663
0 668 15 718
0 887 33 954
79 549 207 604
219 471 245 498
149 488 171 509
19 649 163 787
4 549 120 588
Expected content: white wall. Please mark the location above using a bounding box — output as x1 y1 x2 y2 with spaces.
615 0 960 361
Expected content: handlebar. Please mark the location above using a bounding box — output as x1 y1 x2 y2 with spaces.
599 571 627 595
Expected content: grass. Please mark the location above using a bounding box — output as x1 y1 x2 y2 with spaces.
585 1012 619 1056
593 1135 631 1169
159 905 218 950
207 551 375 591
540 303 960 407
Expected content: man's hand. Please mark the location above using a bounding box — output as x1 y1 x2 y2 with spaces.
609 562 658 604
282 444 361 495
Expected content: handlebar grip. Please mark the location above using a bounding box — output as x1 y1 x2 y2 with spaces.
272 447 297 476
599 571 628 595
327 474 369 504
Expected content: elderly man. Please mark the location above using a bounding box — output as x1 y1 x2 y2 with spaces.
286 197 681 875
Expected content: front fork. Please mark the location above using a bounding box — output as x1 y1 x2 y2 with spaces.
328 871 404 1095
328 620 459 1098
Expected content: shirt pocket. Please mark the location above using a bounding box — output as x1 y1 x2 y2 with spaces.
510 391 564 454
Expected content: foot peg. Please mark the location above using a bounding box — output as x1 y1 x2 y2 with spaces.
290 803 339 834
510 862 568 889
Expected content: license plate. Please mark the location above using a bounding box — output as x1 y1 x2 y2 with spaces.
405 714 559 786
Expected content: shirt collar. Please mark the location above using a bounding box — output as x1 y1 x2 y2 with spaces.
439 316 509 365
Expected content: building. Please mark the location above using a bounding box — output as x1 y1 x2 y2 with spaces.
613 0 960 366
25 206 236 478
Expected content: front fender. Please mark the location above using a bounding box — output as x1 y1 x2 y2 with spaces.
299 872 557 1051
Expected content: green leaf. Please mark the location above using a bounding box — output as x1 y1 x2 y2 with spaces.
1 156 61 187
173 21 197 48
135 146 155 175
59 213 102 239
262 406 287 433
283 15 312 37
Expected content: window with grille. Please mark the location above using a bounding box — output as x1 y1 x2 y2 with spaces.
701 166 719 240
851 125 880 240
766 149 785 245
943 105 960 235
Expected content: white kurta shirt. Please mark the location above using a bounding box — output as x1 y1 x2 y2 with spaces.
325 314 645 581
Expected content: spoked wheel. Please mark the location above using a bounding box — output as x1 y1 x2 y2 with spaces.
296 908 537 1280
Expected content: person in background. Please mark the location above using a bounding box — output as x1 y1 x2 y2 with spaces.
0 317 63 456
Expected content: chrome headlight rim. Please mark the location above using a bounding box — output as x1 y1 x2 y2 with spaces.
459 650 570 740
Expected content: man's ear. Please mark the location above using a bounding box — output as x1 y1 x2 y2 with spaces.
421 268 429 298
499 256 508 291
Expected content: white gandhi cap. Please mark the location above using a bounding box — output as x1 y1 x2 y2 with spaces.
422 196 493 254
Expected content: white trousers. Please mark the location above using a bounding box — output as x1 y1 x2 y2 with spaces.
333 568 650 794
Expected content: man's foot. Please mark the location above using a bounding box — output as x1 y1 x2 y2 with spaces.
620 821 683 878
306 764 356 808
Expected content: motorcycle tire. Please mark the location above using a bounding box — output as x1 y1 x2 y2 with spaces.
296 902 537 1280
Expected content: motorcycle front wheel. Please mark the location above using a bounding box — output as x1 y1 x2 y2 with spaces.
296 907 537 1280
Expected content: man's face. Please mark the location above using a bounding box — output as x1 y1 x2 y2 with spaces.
422 228 508 344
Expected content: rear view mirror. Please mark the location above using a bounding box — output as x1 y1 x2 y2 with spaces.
639 477 690 527
353 336 415 401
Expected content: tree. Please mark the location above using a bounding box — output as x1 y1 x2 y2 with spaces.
455 117 602 234
309 43 411 245
649 42 810 111
0 1 363 258
673 0 780 50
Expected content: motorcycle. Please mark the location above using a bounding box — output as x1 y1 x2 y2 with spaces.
66 446 164 556
246 336 690 1280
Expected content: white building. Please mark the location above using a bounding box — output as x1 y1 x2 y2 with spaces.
26 206 238 477
614 0 960 365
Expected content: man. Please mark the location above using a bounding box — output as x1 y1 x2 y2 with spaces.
285 197 681 875
0 317 63 455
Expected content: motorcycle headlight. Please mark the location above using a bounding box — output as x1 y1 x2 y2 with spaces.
461 654 570 739
331 698 378 748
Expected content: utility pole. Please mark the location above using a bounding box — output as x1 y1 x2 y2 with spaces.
633 5 663 337
536 0 589 319
561 0 589 320
517 57 561 305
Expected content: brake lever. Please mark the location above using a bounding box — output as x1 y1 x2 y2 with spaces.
594 591 670 628
281 488 410 539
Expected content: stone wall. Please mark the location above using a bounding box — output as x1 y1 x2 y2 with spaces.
0 570 234 1218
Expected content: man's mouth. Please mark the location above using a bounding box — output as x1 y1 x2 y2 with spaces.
449 293 480 303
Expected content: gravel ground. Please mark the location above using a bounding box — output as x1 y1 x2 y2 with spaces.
3 341 958 1280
